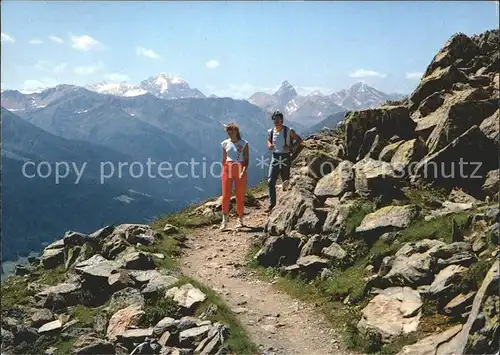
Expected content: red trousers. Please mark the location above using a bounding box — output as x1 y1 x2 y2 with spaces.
222 162 247 217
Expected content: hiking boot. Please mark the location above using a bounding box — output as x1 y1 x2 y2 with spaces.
219 221 227 230
236 218 244 229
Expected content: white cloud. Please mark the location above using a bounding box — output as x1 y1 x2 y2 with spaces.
405 72 423 80
1 33 15 43
205 60 220 69
49 35 64 44
70 34 103 51
136 47 161 59
53 63 68 74
104 73 130 82
349 69 387 79
22 78 59 93
73 62 104 75
28 39 43 45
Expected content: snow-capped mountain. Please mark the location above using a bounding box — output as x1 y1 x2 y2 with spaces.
85 82 147 97
86 73 206 100
329 82 404 110
273 80 298 107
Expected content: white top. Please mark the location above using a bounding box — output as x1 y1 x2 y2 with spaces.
268 126 293 153
221 138 248 162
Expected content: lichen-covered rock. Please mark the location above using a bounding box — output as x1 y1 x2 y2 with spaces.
357 287 422 343
313 161 354 198
396 324 463 355
41 247 65 270
390 137 428 173
356 205 419 236
379 141 405 162
353 158 400 199
482 169 499 198
428 264 468 300
72 334 114 355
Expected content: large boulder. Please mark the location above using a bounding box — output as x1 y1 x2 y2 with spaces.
294 255 330 279
357 287 422 343
299 234 334 257
381 240 476 289
108 287 145 314
454 260 499 355
353 158 400 199
35 282 82 308
356 205 419 236
74 255 121 282
390 138 428 174
254 234 303 267
414 126 497 191
423 33 479 78
322 201 358 242
106 304 144 342
379 141 404 162
41 247 65 270
265 186 323 236
344 106 416 161
313 161 354 198
409 65 468 109
426 99 497 155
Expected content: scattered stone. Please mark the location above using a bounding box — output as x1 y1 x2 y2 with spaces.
72 334 114 354
179 325 211 347
397 324 463 355
299 234 333 257
108 287 145 315
120 252 155 270
358 287 422 343
321 243 347 262
117 327 154 343
163 224 179 234
75 255 121 282
482 169 499 198
106 304 144 341
165 284 207 310
296 255 330 279
38 320 63 334
31 309 54 327
108 271 136 291
444 292 476 316
428 264 468 299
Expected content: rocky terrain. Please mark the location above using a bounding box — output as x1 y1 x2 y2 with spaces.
252 29 499 353
1 221 251 354
1 28 498 355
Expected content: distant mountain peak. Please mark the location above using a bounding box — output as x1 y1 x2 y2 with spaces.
273 80 298 105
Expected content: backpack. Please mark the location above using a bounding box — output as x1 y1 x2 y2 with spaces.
268 125 291 148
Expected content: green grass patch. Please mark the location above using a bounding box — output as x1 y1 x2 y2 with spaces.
151 201 222 232
1 275 33 309
70 305 101 327
141 294 184 325
37 265 67 286
399 212 470 244
344 200 377 235
137 232 182 270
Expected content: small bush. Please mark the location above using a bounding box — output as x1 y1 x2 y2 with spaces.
142 296 184 325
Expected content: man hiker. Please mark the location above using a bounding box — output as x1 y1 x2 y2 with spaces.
266 110 303 212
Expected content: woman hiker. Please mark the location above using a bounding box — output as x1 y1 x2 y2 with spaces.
220 122 249 230
266 110 302 213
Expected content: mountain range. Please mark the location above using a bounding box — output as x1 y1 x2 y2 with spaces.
249 81 405 126
0 74 404 263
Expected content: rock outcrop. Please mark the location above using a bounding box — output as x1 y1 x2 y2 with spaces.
254 28 499 354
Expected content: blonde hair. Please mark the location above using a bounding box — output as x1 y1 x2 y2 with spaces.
224 122 241 140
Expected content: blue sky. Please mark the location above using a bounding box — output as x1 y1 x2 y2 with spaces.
1 1 498 98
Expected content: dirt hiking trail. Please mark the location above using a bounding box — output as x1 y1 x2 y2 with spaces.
180 190 351 355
